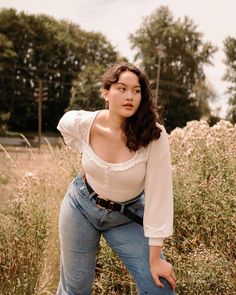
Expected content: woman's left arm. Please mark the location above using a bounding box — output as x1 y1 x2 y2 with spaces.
144 125 175 289
144 126 174 242
149 245 176 290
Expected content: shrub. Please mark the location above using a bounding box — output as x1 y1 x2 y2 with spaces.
0 120 235 294
168 120 236 294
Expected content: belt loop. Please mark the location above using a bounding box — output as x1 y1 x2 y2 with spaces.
88 191 96 200
120 204 125 214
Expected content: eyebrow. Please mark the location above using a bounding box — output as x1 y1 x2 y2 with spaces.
117 82 141 88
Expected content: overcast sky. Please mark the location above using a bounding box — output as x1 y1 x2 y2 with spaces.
1 0 236 117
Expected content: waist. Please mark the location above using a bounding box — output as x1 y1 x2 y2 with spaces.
83 175 143 211
85 174 144 203
77 174 144 225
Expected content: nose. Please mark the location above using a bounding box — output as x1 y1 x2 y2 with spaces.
126 90 134 101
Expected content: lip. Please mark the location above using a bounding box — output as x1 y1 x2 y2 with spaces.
123 103 134 107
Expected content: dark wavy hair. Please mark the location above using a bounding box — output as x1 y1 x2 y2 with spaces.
101 62 162 151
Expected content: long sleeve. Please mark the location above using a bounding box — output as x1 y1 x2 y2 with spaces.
144 126 174 246
57 110 85 151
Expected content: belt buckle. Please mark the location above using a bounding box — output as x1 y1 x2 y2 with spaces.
96 198 114 211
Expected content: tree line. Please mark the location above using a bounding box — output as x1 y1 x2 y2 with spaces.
0 6 235 135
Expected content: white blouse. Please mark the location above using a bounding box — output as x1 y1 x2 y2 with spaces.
57 110 173 246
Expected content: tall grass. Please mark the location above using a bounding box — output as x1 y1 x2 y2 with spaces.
167 120 236 294
0 144 81 294
0 120 235 294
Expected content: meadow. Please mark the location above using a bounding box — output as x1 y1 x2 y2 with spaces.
0 120 235 295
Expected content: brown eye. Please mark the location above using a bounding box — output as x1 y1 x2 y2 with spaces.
118 87 126 92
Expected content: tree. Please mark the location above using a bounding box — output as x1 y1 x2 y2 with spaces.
223 36 236 123
68 56 130 112
68 63 106 111
0 32 17 133
0 9 118 133
191 79 217 118
129 6 217 131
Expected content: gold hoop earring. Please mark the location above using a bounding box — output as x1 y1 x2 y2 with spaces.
105 100 109 110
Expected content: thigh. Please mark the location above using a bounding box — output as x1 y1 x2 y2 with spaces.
103 222 175 295
58 185 101 295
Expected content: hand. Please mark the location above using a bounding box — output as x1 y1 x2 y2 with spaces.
150 258 176 290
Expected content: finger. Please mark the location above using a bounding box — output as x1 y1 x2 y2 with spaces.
153 276 164 288
171 272 177 282
166 275 177 290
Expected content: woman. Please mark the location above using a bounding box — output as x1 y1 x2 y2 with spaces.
57 62 176 294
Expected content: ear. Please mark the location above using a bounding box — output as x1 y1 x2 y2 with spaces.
102 89 109 100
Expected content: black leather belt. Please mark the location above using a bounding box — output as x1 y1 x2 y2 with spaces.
84 177 143 226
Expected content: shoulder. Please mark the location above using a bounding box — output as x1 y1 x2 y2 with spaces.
57 110 101 149
73 110 99 127
90 110 108 132
61 109 97 122
156 122 167 133
153 122 169 143
147 123 170 157
58 110 100 128
57 109 101 136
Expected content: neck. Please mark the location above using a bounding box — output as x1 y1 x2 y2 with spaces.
106 110 125 131
102 110 127 143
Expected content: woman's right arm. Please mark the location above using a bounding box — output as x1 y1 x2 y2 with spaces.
57 110 84 150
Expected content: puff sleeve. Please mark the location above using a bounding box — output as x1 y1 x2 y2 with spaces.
57 110 85 151
144 125 174 246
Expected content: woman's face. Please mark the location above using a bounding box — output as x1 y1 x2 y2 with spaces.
104 70 142 119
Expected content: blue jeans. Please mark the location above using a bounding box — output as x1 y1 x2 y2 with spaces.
57 175 175 295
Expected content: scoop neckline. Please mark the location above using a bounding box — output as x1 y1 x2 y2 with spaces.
86 110 138 166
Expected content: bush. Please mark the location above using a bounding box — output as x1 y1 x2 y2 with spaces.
0 120 235 294
173 247 235 294
168 120 236 294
